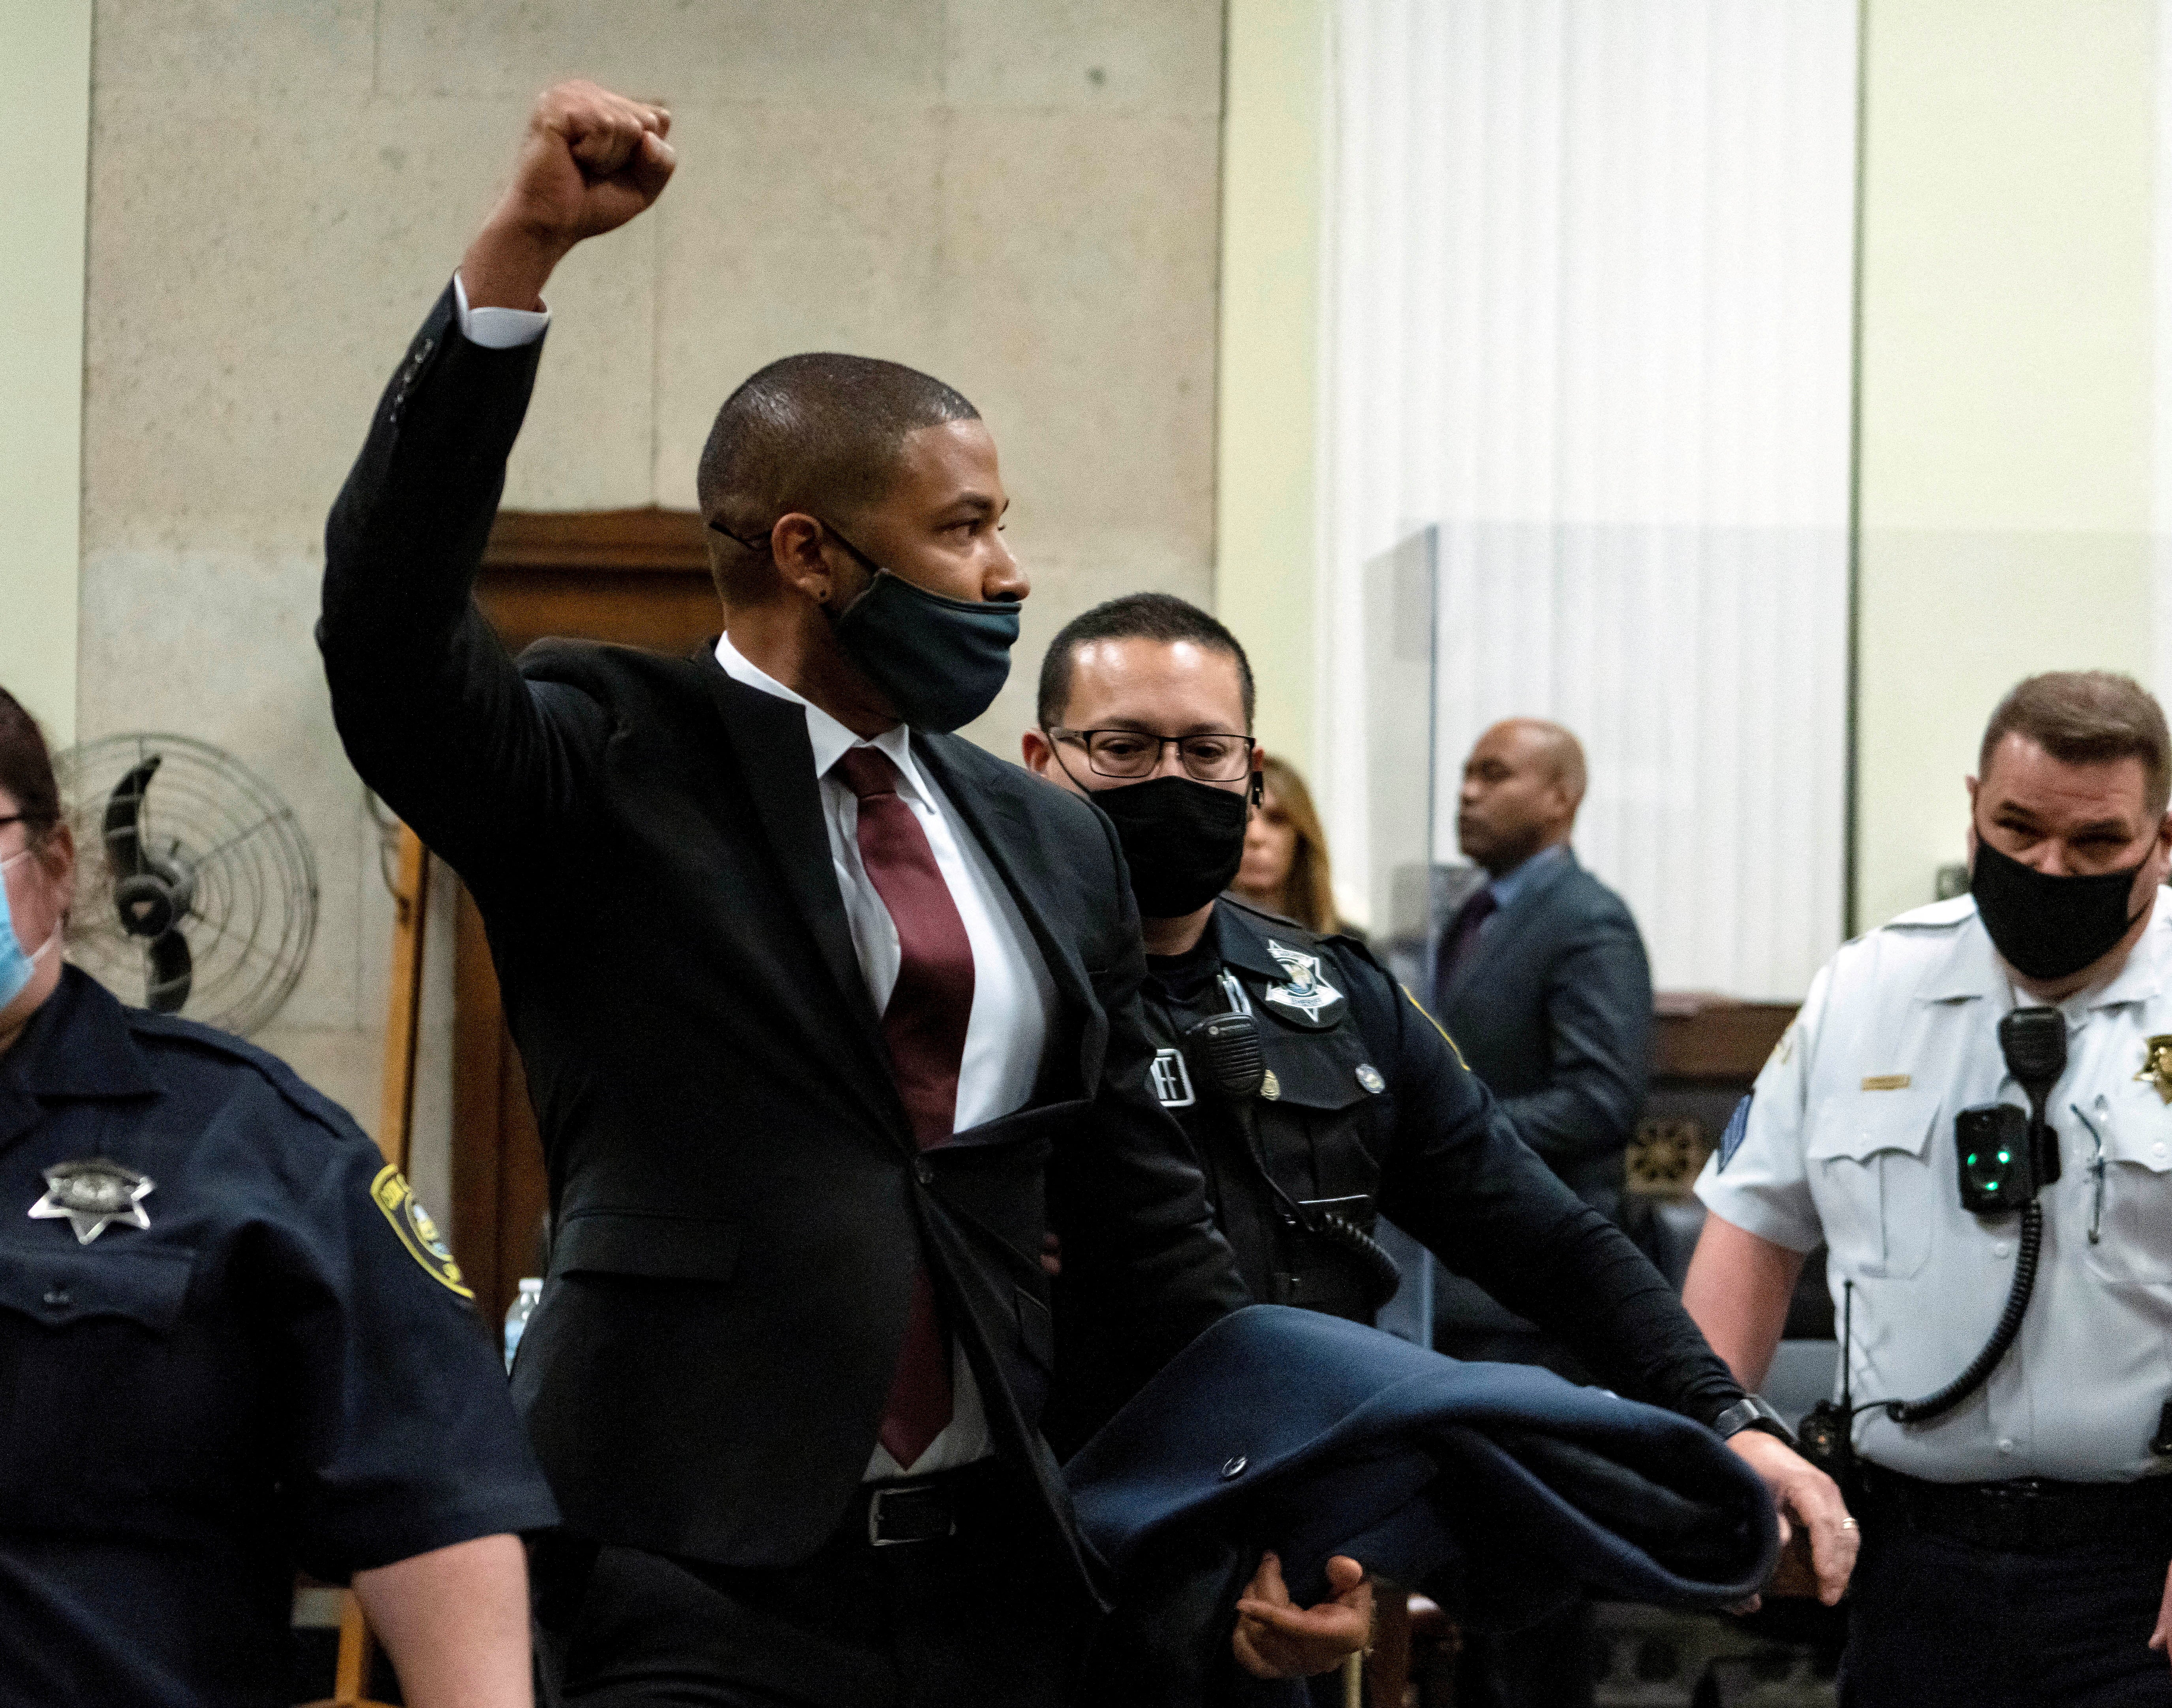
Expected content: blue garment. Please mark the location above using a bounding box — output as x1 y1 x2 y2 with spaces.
0 847 48 1009
1481 842 1572 921
1067 1304 1776 1704
0 968 558 1707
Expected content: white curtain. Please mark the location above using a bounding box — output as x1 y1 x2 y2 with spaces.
1320 0 1858 999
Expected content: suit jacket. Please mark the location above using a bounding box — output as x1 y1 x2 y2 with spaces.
1435 850 1652 1220
318 285 1247 1578
1068 1305 1776 1705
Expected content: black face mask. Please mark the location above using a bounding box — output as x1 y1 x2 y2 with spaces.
1969 835 2150 982
1090 775 1251 919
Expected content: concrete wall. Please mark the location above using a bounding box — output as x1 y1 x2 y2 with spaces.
73 0 1227 1159
1217 0 1329 775
1854 0 2159 931
0 0 91 750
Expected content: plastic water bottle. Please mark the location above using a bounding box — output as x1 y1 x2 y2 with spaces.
504 1277 542 1372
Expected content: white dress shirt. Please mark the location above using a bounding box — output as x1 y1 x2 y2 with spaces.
713 634 1058 1477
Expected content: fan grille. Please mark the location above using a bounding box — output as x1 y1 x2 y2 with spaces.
55 734 318 1038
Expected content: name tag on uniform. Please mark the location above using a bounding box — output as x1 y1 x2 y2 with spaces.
1862 1074 1911 1092
1150 1048 1196 1109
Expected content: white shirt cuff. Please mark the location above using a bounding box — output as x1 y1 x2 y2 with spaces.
453 271 550 350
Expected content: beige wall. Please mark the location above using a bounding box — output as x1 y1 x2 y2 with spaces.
1217 0 1328 774
73 0 1226 1153
0 0 92 749
1854 0 2159 932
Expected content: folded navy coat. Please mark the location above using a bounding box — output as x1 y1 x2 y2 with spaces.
1066 1306 1778 1702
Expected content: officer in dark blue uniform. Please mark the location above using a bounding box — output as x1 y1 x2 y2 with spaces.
0 687 558 1708
1024 597 1858 1690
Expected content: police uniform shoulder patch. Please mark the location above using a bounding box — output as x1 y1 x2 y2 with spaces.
370 1165 473 1298
1260 939 1348 1030
1716 1094 1754 1172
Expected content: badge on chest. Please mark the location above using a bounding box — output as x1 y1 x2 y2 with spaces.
28 1158 154 1245
1260 940 1348 1030
2137 1035 2172 1105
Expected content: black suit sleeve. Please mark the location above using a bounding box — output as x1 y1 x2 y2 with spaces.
319 285 608 889
1354 949 1742 1428
1492 902 1652 1167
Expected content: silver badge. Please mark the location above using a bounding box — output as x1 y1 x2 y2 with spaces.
1356 1064 1386 1094
1150 1048 1197 1109
1260 939 1346 1027
29 1159 154 1245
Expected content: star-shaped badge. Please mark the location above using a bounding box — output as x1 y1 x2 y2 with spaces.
1260 939 1347 1030
28 1159 154 1245
2139 1036 2172 1105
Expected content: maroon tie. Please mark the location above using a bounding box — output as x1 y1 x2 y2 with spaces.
834 745 975 1467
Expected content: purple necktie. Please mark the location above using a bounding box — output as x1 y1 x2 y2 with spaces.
835 746 976 1468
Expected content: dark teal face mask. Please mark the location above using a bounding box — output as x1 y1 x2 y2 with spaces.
706 517 1020 733
831 566 1020 733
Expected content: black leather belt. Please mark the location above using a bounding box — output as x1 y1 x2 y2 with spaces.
844 1459 1008 1548
1860 1464 2172 1555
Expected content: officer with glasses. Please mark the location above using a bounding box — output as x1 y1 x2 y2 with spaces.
1024 594 1852 1699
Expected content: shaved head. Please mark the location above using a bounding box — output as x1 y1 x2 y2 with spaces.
1457 718 1587 875
1497 718 1586 807
696 353 980 605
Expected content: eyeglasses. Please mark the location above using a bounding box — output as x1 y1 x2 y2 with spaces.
1048 728 1255 783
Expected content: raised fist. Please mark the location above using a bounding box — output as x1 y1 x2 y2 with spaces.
462 80 676 309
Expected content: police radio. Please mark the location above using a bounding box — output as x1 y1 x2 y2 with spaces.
1956 1006 2064 1212
1805 1004 2065 1461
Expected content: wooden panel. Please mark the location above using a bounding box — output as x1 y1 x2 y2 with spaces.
484 505 710 572
1650 994 1796 1082
477 505 720 655
450 888 510 1328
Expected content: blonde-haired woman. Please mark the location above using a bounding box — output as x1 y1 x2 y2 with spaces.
1231 754 1353 936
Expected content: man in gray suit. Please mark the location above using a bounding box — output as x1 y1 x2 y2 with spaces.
1429 717 1654 1708
1431 718 1652 1225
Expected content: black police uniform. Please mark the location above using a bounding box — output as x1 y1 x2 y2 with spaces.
0 967 559 1707
1120 901 1744 1706
1135 897 1742 1420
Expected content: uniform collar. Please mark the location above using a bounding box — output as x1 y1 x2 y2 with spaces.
1213 898 1315 983
1915 890 2171 1010
713 631 927 806
0 966 160 1100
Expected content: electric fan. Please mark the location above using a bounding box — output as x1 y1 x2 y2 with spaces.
53 734 318 1037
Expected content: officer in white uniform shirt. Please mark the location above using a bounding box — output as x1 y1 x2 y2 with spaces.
1685 671 2172 1708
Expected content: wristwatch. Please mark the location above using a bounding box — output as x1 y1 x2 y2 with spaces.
1713 1394 1799 1449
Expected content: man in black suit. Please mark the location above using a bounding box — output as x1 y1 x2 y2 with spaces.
1430 718 1654 1708
319 81 1353 1706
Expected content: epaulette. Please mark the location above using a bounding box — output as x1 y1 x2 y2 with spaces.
120 1009 371 1146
